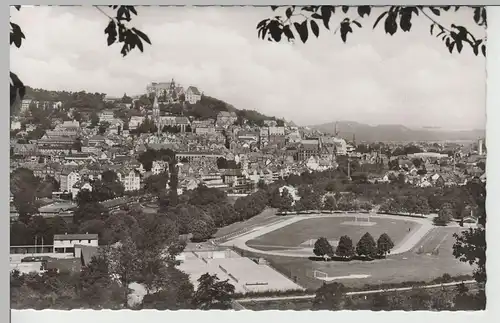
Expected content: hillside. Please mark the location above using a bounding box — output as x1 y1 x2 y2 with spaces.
16 87 280 126
310 121 485 142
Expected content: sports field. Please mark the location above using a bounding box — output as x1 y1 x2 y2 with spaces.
241 225 473 290
246 216 420 251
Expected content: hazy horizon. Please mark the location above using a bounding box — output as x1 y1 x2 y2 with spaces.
10 5 486 130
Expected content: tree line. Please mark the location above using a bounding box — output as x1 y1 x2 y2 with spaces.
313 232 394 261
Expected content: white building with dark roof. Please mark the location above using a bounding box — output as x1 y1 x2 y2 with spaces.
185 86 202 104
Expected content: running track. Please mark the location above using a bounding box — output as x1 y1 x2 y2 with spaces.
221 213 434 258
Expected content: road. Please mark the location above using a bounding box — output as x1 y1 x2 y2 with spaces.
236 280 476 303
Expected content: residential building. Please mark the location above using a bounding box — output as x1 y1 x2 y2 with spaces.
117 169 141 191
99 110 114 123
216 111 238 126
53 233 98 255
185 86 202 104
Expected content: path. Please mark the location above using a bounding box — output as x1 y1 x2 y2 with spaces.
236 280 476 303
221 213 434 258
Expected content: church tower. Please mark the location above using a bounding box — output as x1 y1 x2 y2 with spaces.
152 93 161 135
153 93 159 118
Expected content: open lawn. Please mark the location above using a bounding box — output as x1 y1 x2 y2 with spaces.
246 216 420 250
239 226 473 290
213 208 280 239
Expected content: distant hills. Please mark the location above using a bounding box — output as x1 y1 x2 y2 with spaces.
309 121 485 142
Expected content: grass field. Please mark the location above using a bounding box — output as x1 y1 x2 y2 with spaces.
237 224 473 291
213 208 280 239
246 216 421 250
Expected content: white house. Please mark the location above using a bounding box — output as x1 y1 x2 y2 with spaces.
185 86 202 104
129 116 145 130
53 233 98 256
118 169 141 191
151 161 167 175
99 110 115 123
71 181 93 199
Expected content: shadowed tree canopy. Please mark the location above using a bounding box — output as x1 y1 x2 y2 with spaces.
10 5 151 108
10 6 485 109
257 6 486 56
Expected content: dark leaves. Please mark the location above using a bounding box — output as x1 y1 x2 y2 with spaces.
429 7 441 16
384 11 398 36
10 72 26 107
352 21 362 28
283 25 295 41
286 7 293 19
10 23 25 48
320 6 333 29
341 6 349 14
256 19 269 30
101 6 151 57
357 6 371 18
339 21 353 43
104 20 117 46
294 21 309 43
271 6 279 11
481 44 486 57
310 20 319 38
104 19 151 56
132 27 151 45
399 8 413 32
373 11 388 29
269 21 282 42
14 5 21 10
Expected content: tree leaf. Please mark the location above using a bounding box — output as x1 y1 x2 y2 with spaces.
456 40 463 53
430 23 435 35
473 45 479 56
357 6 371 18
132 27 151 45
429 7 441 16
286 7 293 19
320 6 333 29
384 12 398 35
14 5 21 10
256 19 269 30
474 7 481 24
282 25 294 41
295 20 309 43
135 37 144 52
311 13 322 19
448 42 455 54
128 6 137 15
340 22 351 43
104 20 117 46
342 6 349 14
310 20 319 38
481 44 486 56
271 6 279 11
352 21 362 28
269 21 282 42
373 11 388 29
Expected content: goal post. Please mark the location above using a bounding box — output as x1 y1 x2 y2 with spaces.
313 270 329 280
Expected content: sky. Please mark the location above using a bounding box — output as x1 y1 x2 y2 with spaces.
10 6 486 130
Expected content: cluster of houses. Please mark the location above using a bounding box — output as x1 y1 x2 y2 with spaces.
10 80 487 223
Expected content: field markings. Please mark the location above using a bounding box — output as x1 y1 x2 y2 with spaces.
223 213 434 258
317 274 371 281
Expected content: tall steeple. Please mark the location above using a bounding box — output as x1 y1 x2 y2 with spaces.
153 93 159 117
152 93 161 135
334 122 339 137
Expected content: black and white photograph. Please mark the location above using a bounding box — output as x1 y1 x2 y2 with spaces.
9 5 487 311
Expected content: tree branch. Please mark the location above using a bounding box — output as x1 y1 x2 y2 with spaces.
93 5 113 21
419 7 451 33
